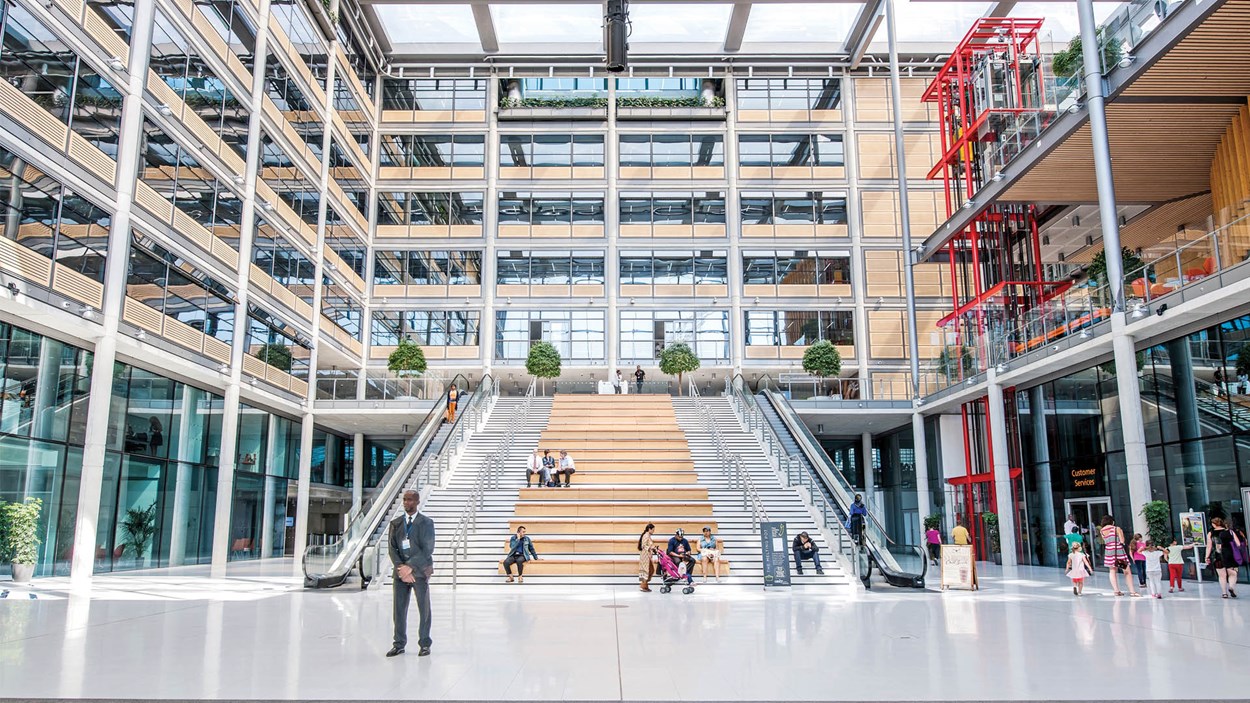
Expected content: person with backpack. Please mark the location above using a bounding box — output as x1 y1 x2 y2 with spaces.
1205 517 1244 598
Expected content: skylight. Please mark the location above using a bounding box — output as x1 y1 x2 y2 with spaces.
887 0 995 43
375 4 481 46
1009 2 1123 44
492 3 604 44
742 3 863 44
628 3 734 44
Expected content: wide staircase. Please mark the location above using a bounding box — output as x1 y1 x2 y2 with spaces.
419 392 853 589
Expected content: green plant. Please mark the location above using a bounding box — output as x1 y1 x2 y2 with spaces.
937 345 975 381
387 338 428 378
255 342 293 372
1141 500 1172 547
499 96 609 110
525 342 562 381
1087 246 1152 289
1230 341 1250 379
802 340 843 378
120 501 158 564
658 342 701 394
923 513 943 532
1051 28 1124 78
982 512 1001 553
615 95 725 109
0 498 43 565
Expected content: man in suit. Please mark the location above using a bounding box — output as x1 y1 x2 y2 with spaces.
387 489 435 658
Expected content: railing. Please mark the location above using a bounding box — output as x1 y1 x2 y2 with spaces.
688 379 767 530
303 373 478 588
1119 208 1250 313
450 378 536 587
362 370 449 401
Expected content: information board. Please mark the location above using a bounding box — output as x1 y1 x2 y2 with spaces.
940 544 975 590
1180 511 1207 547
760 522 792 588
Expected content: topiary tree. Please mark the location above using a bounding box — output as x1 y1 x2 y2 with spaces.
387 337 428 378
659 342 701 395
255 342 292 372
525 341 562 394
1051 28 1124 79
803 340 843 377
1140 500 1172 548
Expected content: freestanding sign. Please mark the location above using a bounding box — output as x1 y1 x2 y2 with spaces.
940 544 976 590
760 522 792 588
1180 511 1207 547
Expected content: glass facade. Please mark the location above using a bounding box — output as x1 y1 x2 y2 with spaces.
499 134 605 168
619 250 728 286
619 134 724 167
371 310 481 347
380 134 487 168
495 310 605 362
620 310 731 363
740 192 848 224
497 251 605 285
376 192 484 226
738 133 844 168
373 251 483 286
381 78 488 112
619 192 727 225
497 192 605 226
745 310 854 346
736 78 842 111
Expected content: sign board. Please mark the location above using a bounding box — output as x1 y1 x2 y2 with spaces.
778 373 816 384
1180 511 1206 547
759 522 792 588
1063 466 1106 494
940 544 976 590
285 516 295 528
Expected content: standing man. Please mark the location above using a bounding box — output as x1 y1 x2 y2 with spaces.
634 365 645 394
387 490 435 658
613 369 623 394
951 515 977 590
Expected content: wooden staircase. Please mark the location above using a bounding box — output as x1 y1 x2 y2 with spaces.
501 394 731 577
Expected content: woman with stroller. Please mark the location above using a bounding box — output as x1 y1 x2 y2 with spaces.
638 523 657 592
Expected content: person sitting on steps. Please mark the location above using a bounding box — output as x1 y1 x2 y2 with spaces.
526 449 548 488
792 532 824 575
503 526 538 583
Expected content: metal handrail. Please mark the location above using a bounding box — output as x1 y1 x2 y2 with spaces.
451 377 536 587
689 387 766 531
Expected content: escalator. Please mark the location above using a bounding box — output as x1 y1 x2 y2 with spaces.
748 378 926 588
302 374 488 589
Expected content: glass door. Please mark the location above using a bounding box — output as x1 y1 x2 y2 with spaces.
1064 497 1112 568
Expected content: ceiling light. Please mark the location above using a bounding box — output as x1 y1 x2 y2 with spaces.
1119 54 1135 69
962 200 975 210
136 329 147 341
995 363 1006 374
218 363 230 373
80 306 96 320
233 175 245 185
966 377 976 386
108 57 124 71
158 104 173 116
262 202 274 211
1068 102 1083 114
1079 329 1092 339
916 397 924 406
991 172 1004 182
1131 304 1147 319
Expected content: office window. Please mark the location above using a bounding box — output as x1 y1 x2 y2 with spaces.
382 78 488 111
619 250 728 287
616 134 724 167
497 192 605 226
620 310 730 363
494 310 604 362
495 251 604 285
742 251 851 286
370 310 480 347
499 134 605 168
380 134 486 168
737 134 844 167
618 192 727 226
373 251 482 286
736 78 842 112
739 192 847 225
745 310 854 346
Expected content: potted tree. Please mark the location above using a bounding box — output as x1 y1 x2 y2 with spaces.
1 497 43 583
255 342 293 372
1086 246 1152 292
802 340 843 398
1051 28 1124 79
525 341 561 394
659 342 701 396
1141 500 1172 548
937 345 975 383
387 337 428 399
982 511 1002 565
923 513 943 533
120 501 158 568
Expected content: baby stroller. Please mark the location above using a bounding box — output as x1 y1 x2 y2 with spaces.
654 549 695 595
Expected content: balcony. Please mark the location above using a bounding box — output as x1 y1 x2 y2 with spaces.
497 78 609 120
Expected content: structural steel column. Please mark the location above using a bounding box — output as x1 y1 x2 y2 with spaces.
884 0 932 524
1029 386 1057 567
987 375 1018 566
1077 0 1151 534
210 0 273 577
69 0 157 587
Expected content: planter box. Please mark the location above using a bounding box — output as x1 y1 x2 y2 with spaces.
616 106 727 121
497 106 608 121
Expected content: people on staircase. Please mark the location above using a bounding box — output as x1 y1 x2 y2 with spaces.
667 528 695 578
792 531 824 575
503 526 538 584
444 384 460 423
526 449 549 488
697 526 723 582
847 494 868 546
613 369 623 394
542 449 557 487
555 449 576 487
638 523 657 592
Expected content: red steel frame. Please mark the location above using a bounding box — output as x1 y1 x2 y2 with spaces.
922 17 1052 562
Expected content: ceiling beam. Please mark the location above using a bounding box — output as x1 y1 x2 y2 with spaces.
471 3 499 52
844 0 883 69
724 3 752 52
987 2 1017 17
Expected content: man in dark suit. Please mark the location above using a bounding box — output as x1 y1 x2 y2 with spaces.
387 489 435 658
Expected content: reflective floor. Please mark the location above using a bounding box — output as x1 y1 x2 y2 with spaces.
3 561 1250 701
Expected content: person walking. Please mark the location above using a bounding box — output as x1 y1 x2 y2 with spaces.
925 524 941 566
1130 533 1148 589
1066 541 1093 596
444 384 460 423
638 523 656 592
951 516 977 590
503 526 538 583
1099 515 1139 597
1142 541 1166 599
613 370 623 394
1206 517 1243 598
387 490 435 658
634 365 645 394
1166 538 1193 592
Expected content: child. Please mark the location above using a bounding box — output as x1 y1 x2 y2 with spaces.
1166 539 1193 592
1065 541 1093 596
1131 533 1148 589
1142 540 1166 598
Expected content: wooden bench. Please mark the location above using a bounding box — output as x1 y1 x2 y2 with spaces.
509 518 719 535
497 557 732 576
518 487 709 500
514 501 715 517
571 471 699 485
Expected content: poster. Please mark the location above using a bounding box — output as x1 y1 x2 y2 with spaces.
940 544 975 590
1179 511 1207 546
759 522 791 588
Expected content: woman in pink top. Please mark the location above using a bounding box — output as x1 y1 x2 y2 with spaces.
1130 533 1147 589
925 527 941 566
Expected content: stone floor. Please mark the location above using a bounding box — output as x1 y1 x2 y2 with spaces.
2 559 1249 701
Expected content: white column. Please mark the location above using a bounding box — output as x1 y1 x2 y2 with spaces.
69 0 156 588
912 410 931 520
1113 329 1152 535
209 0 274 577
292 411 316 573
351 432 364 511
723 71 744 372
481 73 500 376
168 387 203 567
605 76 620 375
1030 386 1058 567
259 414 280 559
860 431 875 504
987 375 1018 566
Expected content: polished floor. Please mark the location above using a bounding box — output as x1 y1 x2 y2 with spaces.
3 560 1250 701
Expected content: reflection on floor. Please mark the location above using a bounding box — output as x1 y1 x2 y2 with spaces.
2 562 1249 701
